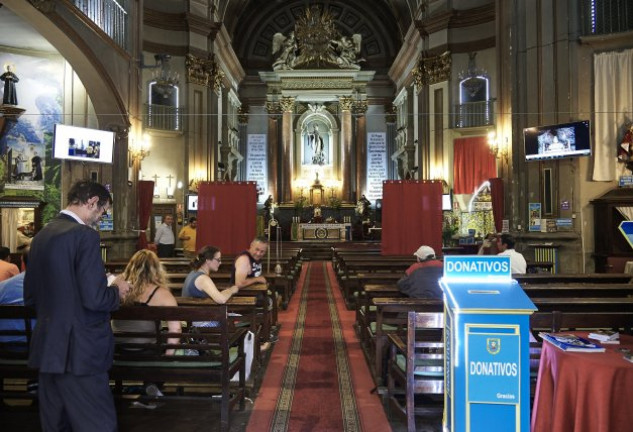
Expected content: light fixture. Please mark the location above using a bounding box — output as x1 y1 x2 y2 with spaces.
488 132 509 162
129 133 151 161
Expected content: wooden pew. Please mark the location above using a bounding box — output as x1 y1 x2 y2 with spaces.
386 311 444 431
110 303 248 432
0 305 37 402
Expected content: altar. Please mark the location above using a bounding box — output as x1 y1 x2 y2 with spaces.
297 223 351 241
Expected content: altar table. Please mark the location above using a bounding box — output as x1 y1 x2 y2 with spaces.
297 223 351 241
531 332 633 432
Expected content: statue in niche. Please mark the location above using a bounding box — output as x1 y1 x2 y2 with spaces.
304 122 329 166
1 65 19 105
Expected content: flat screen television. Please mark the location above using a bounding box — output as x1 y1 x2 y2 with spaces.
53 124 115 164
524 120 591 161
187 194 198 211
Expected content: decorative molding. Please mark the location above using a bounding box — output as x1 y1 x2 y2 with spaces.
143 9 220 38
352 100 368 114
279 97 295 112
385 103 397 124
412 51 451 89
339 96 354 111
238 105 249 124
185 54 212 87
265 101 282 115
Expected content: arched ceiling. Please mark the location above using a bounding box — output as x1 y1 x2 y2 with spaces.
222 0 409 74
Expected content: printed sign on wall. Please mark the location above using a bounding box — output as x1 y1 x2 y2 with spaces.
246 134 267 201
366 132 387 201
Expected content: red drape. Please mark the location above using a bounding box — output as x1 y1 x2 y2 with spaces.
197 182 257 255
453 136 497 194
136 180 154 250
381 180 443 256
489 177 504 233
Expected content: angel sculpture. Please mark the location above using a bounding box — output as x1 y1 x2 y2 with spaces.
272 32 297 70
330 34 364 70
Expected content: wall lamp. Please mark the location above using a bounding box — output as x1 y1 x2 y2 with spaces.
130 133 151 162
488 131 509 162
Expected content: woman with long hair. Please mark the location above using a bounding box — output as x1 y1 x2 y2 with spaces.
111 249 181 354
182 245 239 303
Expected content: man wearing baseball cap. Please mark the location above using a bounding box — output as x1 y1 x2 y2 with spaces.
396 245 443 298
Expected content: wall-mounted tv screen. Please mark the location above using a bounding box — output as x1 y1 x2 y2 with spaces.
53 124 115 164
524 120 591 161
187 194 198 211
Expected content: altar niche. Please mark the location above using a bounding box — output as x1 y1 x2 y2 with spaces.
295 107 339 198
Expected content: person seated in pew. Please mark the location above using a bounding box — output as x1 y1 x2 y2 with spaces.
231 237 278 343
111 249 181 355
396 245 443 299
478 233 500 255
0 251 33 343
497 234 527 274
182 245 240 318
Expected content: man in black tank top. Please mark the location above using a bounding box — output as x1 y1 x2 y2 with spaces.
231 237 268 288
231 238 277 344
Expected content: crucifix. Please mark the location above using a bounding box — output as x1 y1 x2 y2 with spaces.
152 174 160 197
166 174 175 198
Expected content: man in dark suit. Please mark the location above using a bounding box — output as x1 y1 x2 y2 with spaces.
24 181 130 431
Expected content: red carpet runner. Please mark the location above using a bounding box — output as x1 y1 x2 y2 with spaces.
247 261 390 431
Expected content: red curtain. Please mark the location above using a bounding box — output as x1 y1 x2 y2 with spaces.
136 180 154 250
197 182 257 255
489 177 504 233
453 136 497 194
381 180 443 256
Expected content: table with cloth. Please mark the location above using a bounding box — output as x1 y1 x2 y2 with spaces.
531 332 633 432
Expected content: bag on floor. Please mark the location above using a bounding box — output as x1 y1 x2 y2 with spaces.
231 331 254 382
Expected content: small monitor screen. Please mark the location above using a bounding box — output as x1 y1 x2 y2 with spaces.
524 120 591 161
187 194 198 211
53 124 115 164
442 194 452 211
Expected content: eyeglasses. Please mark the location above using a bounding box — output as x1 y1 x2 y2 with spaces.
211 257 222 263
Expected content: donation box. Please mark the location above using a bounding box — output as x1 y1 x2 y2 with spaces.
440 256 536 432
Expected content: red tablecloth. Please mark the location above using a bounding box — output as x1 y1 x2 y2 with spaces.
531 332 633 432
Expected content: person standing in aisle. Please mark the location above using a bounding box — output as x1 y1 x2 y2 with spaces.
24 180 130 431
154 214 175 258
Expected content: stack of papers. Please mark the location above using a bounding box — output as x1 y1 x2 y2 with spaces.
539 332 605 353
588 330 620 344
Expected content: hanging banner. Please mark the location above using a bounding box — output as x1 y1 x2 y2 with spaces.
246 134 267 201
366 132 387 201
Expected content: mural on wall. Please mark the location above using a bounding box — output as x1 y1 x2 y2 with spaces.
0 53 63 222
0 53 63 192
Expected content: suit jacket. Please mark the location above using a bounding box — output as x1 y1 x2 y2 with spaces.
24 213 120 375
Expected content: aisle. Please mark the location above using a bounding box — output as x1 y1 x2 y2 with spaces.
247 261 389 432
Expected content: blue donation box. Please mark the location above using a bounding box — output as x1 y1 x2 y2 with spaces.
440 256 536 432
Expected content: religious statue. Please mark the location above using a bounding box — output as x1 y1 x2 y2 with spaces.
357 194 371 219
263 194 274 222
330 35 364 70
272 32 298 70
307 123 325 165
1 65 19 106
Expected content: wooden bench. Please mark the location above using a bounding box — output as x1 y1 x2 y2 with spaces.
0 303 250 432
0 305 37 402
110 304 248 432
386 311 444 431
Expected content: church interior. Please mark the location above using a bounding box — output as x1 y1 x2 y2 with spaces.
1 1 633 431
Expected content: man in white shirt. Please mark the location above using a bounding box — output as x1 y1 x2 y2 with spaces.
154 214 175 258
497 234 527 274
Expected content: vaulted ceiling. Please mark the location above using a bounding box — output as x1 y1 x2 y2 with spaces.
220 0 416 74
